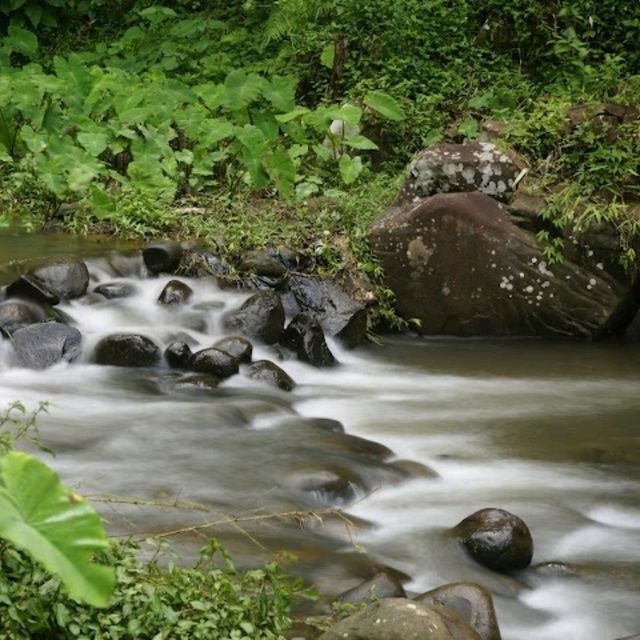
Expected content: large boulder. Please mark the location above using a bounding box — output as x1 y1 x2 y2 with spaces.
247 359 295 391
394 143 524 205
28 257 90 299
452 508 533 573
6 275 60 305
369 192 632 338
186 348 239 379
337 572 407 605
318 598 481 640
0 299 47 332
223 291 285 344
11 322 82 369
415 583 501 640
164 341 192 369
281 313 337 367
284 275 368 348
143 242 183 275
94 334 160 367
213 336 253 363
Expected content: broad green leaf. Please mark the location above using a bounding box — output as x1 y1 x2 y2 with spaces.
224 70 264 109
344 134 379 150
320 43 335 69
253 111 280 142
77 132 109 156
236 125 267 158
275 107 310 123
90 186 116 220
6 26 39 60
24 3 43 27
262 75 297 112
458 117 479 140
264 148 295 200
327 104 362 128
338 153 363 185
0 452 114 607
364 91 406 121
198 118 235 147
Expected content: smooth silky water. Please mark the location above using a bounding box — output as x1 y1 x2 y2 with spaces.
1 233 639 639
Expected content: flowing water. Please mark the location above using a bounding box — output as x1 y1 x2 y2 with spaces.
1 232 639 639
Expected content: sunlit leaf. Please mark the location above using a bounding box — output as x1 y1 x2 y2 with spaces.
364 91 406 121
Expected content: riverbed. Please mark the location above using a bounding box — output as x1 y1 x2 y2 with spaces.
1 234 639 639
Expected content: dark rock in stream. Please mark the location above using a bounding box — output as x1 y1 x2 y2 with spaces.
158 279 193 305
240 250 288 278
0 299 47 332
94 334 161 367
452 508 533 573
214 336 253 363
390 459 439 478
28 257 90 299
164 341 193 369
247 359 295 391
186 347 239 379
143 241 183 274
337 572 407 605
174 373 220 390
286 466 361 503
284 275 368 348
319 598 481 640
281 313 337 367
11 322 82 369
415 582 502 640
6 275 60 305
223 291 285 344
94 281 137 299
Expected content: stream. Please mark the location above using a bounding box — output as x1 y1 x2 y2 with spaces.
0 232 639 639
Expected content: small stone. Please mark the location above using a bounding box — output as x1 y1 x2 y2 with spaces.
94 334 161 368
94 282 137 299
213 336 253 363
186 348 239 379
247 359 295 391
281 313 337 367
164 341 193 369
158 279 193 305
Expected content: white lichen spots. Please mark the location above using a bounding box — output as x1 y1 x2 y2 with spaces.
490 249 496 255
519 272 525 278
525 285 534 293
497 180 507 192
375 619 382 625
462 167 476 184
509 275 515 281
587 285 592 290
589 278 597 286
596 262 604 270
491 263 497 268
499 276 514 291
549 293 554 298
565 275 571 280
442 285 451 296
531 257 538 264
405 603 417 610
587 249 594 257
542 280 551 288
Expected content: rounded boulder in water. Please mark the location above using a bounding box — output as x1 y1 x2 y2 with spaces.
94 281 138 300
336 572 407 606
246 359 295 391
186 348 239 379
0 299 47 332
452 508 534 573
164 341 193 369
281 313 337 367
142 241 183 275
93 334 161 367
223 291 285 345
213 336 253 364
158 279 193 305
11 322 82 369
29 257 90 299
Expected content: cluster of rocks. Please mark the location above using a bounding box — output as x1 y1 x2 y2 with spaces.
369 139 640 340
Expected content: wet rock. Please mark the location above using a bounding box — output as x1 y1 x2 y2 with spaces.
284 276 368 348
415 582 501 640
143 242 183 274
281 314 337 367
186 347 239 379
164 341 193 369
247 359 295 391
28 257 90 299
528 561 579 580
213 336 253 363
304 418 345 433
0 299 47 332
370 192 631 338
158 279 193 305
241 250 288 277
106 251 147 278
175 248 229 279
337 572 407 605
394 142 524 205
287 466 360 503
94 282 137 299
6 275 60 305
318 598 481 640
223 291 285 344
452 508 533 573
94 334 161 367
390 459 439 479
11 322 82 369
174 374 220 390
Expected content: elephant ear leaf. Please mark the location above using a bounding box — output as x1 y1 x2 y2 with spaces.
0 451 115 607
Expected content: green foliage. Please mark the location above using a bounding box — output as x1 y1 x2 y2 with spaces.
0 536 300 639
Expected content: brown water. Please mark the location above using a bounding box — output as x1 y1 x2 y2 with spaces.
1 233 639 639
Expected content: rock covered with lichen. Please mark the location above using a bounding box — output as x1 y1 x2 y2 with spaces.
394 142 524 205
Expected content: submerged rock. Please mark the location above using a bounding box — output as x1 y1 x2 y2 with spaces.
284 275 368 348
158 279 193 305
319 598 481 640
281 313 337 367
186 347 239 379
223 291 285 344
246 359 295 391
94 281 137 299
164 341 193 369
337 572 407 605
415 582 502 640
0 299 47 332
370 192 631 338
11 322 82 369
395 142 524 204
29 257 90 299
213 336 253 363
452 508 533 573
143 242 183 274
94 334 160 367
174 373 220 390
